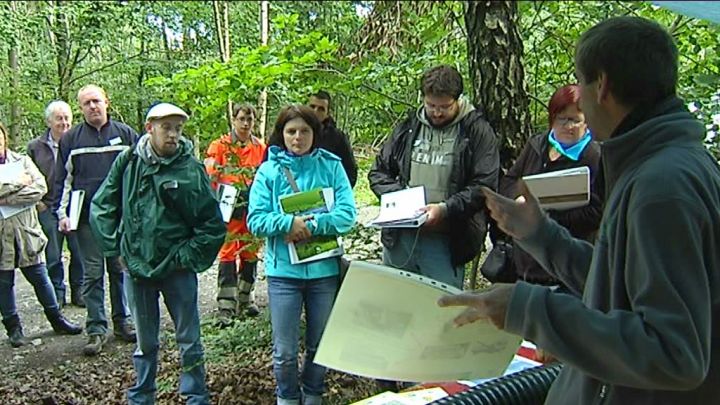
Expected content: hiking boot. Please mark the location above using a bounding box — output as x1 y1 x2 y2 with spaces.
113 322 136 343
70 290 85 308
48 314 83 335
240 303 260 318
8 328 30 348
83 334 108 356
3 315 29 348
215 308 235 328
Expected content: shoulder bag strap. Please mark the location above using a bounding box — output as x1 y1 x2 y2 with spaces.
281 166 300 193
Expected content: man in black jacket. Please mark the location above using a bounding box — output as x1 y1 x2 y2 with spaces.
53 84 138 356
368 65 500 289
27 100 85 308
308 91 358 187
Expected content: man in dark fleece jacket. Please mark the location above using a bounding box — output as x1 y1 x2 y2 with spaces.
439 17 720 405
308 91 358 187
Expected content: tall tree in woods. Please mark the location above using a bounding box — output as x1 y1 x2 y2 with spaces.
212 0 232 128
465 1 532 168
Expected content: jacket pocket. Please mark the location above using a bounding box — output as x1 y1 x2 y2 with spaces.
20 225 47 259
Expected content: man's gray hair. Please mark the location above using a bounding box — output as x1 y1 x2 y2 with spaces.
45 100 72 122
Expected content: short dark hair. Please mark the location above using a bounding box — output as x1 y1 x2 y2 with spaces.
421 65 464 99
575 16 678 107
232 103 257 119
268 105 322 152
310 90 332 110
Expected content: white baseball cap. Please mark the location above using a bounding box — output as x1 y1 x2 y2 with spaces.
145 103 189 122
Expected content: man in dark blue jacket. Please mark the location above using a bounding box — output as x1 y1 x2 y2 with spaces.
53 84 138 356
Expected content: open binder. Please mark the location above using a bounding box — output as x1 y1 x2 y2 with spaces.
367 186 428 228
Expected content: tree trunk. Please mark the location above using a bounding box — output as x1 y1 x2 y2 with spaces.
8 1 21 146
8 46 20 146
46 0 74 101
464 1 532 169
212 0 232 130
258 0 270 140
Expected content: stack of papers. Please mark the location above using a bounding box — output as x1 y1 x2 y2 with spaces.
279 187 344 264
522 166 590 210
367 186 428 228
315 261 521 382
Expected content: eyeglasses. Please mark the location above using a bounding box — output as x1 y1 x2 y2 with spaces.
555 117 585 127
424 100 457 114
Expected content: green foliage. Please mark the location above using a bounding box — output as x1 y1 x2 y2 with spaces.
519 1 720 139
146 13 341 151
200 312 274 365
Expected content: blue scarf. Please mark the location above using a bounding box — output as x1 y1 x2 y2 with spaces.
548 129 592 161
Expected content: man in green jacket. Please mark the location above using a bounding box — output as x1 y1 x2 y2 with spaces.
90 103 226 404
439 17 720 404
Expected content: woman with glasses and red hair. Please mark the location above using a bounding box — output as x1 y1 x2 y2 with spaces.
497 84 603 287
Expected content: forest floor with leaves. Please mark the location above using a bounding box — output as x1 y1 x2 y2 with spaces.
0 206 384 405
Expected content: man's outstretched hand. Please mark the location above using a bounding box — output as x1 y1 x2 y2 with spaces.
437 284 515 330
482 180 543 241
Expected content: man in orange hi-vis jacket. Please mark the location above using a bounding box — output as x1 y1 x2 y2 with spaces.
205 103 266 322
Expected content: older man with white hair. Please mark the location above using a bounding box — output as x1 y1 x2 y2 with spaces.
27 100 85 308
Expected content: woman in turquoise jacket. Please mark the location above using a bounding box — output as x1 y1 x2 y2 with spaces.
247 105 356 405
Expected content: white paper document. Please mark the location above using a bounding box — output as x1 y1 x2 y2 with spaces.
0 204 33 219
315 261 521 382
351 387 448 405
367 186 428 228
217 183 239 223
522 166 590 210
0 161 34 219
68 190 85 231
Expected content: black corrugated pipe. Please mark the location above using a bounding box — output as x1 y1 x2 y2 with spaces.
429 363 564 405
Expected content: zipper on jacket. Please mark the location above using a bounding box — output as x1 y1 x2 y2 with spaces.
597 383 608 403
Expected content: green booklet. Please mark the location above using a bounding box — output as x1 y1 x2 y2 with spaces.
278 187 344 264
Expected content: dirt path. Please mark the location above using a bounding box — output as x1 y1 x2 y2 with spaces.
0 265 225 371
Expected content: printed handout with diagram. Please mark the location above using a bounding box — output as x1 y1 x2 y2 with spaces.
315 261 521 382
366 186 428 228
522 166 590 210
279 187 344 265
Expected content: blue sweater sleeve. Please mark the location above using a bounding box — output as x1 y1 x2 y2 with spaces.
247 163 294 237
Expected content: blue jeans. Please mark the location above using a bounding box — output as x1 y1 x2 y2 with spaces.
125 270 209 405
38 209 84 304
0 263 59 320
75 221 130 335
267 276 338 402
383 229 465 289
